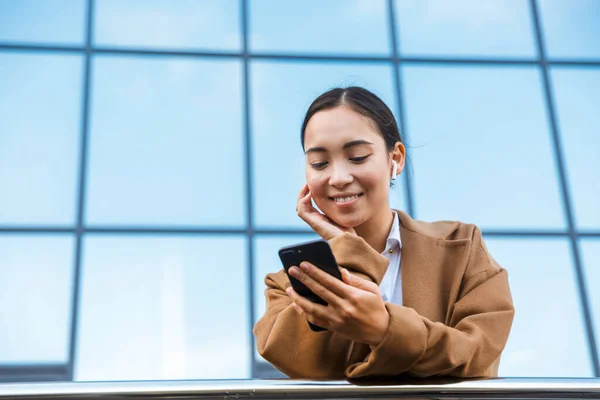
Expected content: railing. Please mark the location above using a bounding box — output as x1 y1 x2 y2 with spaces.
0 378 600 399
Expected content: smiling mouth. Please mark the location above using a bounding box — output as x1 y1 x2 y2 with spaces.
329 193 364 204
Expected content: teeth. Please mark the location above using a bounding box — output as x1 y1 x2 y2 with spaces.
333 195 359 203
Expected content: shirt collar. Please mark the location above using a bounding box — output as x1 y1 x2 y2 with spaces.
386 210 402 250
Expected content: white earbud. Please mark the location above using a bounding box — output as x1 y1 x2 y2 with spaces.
391 161 398 180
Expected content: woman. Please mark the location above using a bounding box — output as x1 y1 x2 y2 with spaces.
253 86 514 379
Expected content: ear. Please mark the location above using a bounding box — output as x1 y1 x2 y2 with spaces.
391 142 406 178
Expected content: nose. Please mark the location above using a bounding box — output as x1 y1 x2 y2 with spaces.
328 162 354 188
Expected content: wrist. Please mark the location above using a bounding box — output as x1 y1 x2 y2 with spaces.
368 310 390 348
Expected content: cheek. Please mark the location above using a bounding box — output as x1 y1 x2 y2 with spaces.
357 167 389 191
305 171 327 196
305 172 332 212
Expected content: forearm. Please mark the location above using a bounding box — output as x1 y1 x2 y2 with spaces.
254 303 351 378
254 233 390 378
345 269 514 378
253 270 352 378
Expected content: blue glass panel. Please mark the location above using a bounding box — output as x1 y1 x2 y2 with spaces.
538 0 600 59
0 53 82 225
402 65 565 229
580 239 600 364
250 61 406 228
75 235 249 380
486 238 593 377
86 56 245 227
249 0 391 55
0 0 85 45
0 234 74 363
394 0 537 58
550 68 600 230
94 0 241 51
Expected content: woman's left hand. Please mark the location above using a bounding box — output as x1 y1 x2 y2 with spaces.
286 262 390 347
296 184 355 241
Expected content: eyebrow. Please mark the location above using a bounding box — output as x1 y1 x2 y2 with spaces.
305 140 374 154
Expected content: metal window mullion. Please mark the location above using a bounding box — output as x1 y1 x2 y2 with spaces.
529 0 600 376
3 42 600 67
240 0 258 379
387 0 415 217
67 0 95 382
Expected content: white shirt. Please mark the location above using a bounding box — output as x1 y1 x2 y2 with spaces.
379 210 402 305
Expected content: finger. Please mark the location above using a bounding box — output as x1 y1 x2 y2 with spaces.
288 285 330 320
298 191 312 211
297 189 315 217
297 183 310 203
292 298 330 330
287 289 314 319
299 190 315 213
299 262 350 299
291 302 304 316
341 268 379 294
289 266 342 306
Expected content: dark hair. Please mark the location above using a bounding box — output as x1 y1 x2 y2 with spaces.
301 86 403 151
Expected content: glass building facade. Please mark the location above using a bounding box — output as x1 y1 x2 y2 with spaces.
0 0 599 382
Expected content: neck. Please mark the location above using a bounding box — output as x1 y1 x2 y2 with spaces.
354 207 395 253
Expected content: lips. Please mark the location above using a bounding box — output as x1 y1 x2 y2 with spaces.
329 193 364 204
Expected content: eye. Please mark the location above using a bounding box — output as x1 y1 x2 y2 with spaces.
310 161 328 170
349 155 370 163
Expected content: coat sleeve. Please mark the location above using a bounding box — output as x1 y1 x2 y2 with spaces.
345 227 515 379
253 233 390 378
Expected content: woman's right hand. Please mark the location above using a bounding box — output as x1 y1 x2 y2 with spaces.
296 184 356 241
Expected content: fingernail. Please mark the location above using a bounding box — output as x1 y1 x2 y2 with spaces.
289 266 299 277
286 287 292 296
299 262 309 271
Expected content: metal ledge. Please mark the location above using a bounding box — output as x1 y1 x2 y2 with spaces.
0 378 600 399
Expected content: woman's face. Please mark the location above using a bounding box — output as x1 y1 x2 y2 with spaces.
303 106 400 229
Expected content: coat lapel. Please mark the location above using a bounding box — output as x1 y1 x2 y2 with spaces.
397 211 472 324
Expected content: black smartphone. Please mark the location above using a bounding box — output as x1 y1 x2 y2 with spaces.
278 239 342 332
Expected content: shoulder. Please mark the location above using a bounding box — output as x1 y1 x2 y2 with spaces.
395 209 479 242
395 210 498 278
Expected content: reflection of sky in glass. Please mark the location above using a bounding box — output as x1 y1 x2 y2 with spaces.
249 0 390 55
0 0 599 382
488 238 593 377
94 0 241 51
0 0 85 45
0 234 74 363
538 0 600 59
86 56 245 227
0 53 82 225
402 65 566 229
394 0 537 58
76 235 249 380
549 68 600 230
250 60 405 228
580 239 600 361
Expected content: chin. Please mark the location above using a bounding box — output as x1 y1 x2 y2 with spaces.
325 210 365 229
314 197 366 228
